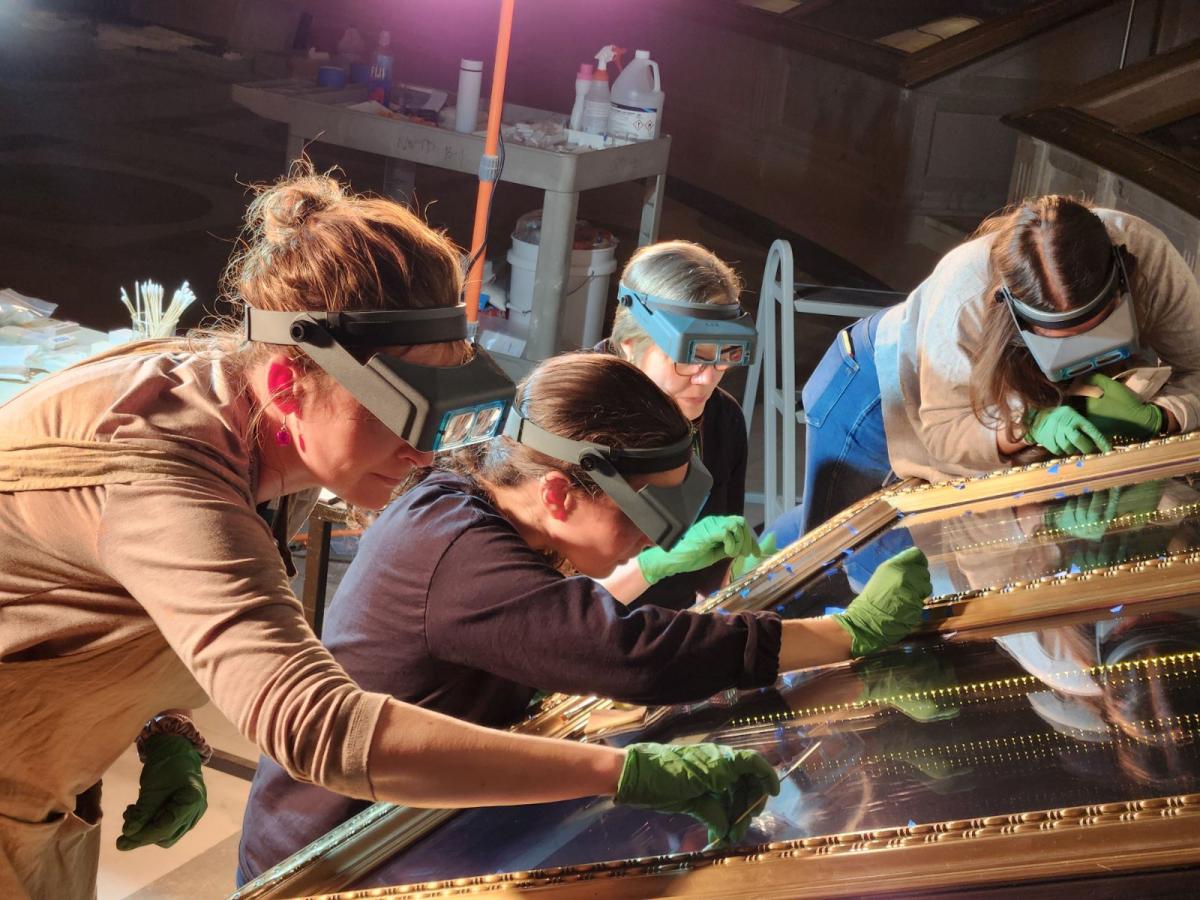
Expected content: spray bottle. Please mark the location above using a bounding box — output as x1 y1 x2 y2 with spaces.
581 45 620 135
569 63 594 131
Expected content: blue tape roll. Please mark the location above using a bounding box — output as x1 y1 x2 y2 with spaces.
318 66 348 89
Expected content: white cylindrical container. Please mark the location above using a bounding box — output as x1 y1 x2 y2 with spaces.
608 49 663 141
506 214 618 351
455 59 483 133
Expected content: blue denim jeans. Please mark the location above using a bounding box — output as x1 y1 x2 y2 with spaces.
769 311 892 547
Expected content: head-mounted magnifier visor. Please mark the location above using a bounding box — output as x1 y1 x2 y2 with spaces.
502 408 712 548
999 246 1138 383
244 305 515 453
618 285 757 368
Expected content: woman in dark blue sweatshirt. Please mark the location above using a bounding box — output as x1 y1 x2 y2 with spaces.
238 353 930 882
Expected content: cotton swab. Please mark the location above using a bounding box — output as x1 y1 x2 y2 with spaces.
119 279 197 339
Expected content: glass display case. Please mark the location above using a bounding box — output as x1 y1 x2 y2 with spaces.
233 433 1200 899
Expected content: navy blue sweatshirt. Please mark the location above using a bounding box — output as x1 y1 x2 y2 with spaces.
237 471 780 882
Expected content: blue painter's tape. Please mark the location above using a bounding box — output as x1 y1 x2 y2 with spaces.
845 524 859 536
739 588 750 598
766 571 775 581
317 65 348 88
1054 491 1066 499
775 604 786 613
824 606 846 616
1082 486 1092 494
783 564 794 574
1048 464 1060 474
1111 604 1125 614
907 819 917 828
1069 563 1081 574
1076 459 1085 468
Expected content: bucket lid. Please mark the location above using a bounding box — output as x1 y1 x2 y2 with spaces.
513 210 617 250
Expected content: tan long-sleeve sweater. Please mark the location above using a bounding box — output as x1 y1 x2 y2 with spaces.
0 348 388 833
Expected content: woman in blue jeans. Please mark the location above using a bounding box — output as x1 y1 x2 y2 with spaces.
771 309 890 547
772 196 1200 548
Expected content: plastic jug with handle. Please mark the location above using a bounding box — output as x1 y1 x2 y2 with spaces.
607 49 663 141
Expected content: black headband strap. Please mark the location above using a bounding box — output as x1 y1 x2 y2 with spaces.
1000 246 1125 330
503 411 694 475
245 306 467 347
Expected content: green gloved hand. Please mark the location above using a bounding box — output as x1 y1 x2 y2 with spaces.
856 650 960 723
834 547 931 657
1080 373 1164 440
1024 406 1112 456
116 735 207 851
615 742 781 844
731 532 778 581
638 516 760 585
1053 480 1167 571
1045 488 1122 542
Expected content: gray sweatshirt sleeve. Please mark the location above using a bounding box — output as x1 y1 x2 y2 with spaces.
1118 214 1200 433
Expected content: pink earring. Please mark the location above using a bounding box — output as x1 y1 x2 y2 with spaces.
275 427 292 446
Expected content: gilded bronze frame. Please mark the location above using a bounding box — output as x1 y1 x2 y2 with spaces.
299 792 1200 899
232 433 1200 899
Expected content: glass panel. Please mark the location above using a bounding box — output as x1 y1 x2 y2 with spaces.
734 473 1200 619
348 597 1200 889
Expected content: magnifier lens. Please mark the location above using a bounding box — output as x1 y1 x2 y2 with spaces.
469 405 504 440
719 343 747 365
689 342 721 364
438 409 477 450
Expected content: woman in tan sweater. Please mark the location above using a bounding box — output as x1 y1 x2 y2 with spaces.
0 168 777 898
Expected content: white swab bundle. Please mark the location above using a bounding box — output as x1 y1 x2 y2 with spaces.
119 280 197 338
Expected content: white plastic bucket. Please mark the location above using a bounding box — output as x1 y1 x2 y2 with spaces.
506 234 618 351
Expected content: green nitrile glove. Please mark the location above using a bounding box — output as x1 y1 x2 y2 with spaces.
731 532 778 581
615 742 781 844
1080 373 1164 440
833 547 931 657
116 735 207 851
1054 480 1167 571
1045 488 1122 542
1024 406 1112 456
856 650 960 723
637 515 760 585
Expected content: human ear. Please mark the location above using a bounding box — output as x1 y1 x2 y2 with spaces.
540 471 576 522
618 339 638 363
265 354 302 415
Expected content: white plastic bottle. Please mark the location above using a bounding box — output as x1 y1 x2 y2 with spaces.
608 49 663 141
569 63 593 131
455 58 483 133
581 45 617 135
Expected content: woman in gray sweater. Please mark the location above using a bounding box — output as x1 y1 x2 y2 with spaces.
773 196 1200 545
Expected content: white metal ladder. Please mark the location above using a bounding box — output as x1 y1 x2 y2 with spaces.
743 240 903 524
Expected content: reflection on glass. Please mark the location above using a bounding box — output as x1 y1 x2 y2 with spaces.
348 606 1200 889
732 475 1200 620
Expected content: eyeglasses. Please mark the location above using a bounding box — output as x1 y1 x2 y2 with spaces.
672 342 746 377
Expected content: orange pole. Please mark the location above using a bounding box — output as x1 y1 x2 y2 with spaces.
464 0 516 326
